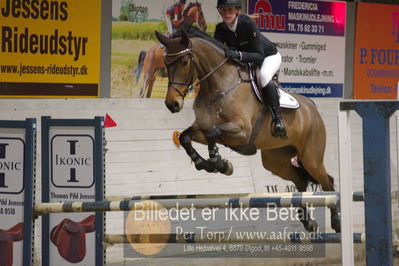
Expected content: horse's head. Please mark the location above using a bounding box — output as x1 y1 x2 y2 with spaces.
155 30 197 113
184 2 207 32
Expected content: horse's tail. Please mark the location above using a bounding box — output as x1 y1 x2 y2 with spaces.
135 50 146 85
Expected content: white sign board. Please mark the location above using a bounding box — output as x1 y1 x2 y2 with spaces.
48 127 96 265
248 0 346 97
0 129 27 266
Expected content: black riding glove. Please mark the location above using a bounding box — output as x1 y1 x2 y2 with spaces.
225 49 241 60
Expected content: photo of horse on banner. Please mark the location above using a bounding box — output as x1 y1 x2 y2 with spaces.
136 2 207 98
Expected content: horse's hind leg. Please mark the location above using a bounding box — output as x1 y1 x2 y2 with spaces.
298 135 341 233
261 149 318 232
139 73 149 98
146 69 158 98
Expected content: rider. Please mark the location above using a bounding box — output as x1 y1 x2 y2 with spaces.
214 0 286 137
165 0 187 35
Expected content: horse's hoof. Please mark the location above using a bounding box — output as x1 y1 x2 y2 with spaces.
304 220 318 232
223 160 234 176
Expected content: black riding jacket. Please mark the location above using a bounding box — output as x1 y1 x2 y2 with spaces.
214 14 277 67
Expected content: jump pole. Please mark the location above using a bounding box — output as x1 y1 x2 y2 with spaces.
104 233 370 245
105 191 364 201
34 193 340 215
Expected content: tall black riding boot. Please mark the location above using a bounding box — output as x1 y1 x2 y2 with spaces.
262 80 287 137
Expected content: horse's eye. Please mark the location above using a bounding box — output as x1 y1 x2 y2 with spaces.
182 59 188 66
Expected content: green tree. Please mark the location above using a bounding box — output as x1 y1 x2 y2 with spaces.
118 0 131 21
119 0 149 22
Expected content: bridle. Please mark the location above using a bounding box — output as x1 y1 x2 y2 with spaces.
165 48 197 98
165 44 229 99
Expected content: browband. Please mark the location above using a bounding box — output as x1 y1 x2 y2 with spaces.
165 48 192 57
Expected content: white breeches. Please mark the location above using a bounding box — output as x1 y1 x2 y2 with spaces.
259 52 282 88
166 15 174 34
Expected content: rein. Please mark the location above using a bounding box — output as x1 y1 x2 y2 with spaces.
165 43 252 103
188 56 229 92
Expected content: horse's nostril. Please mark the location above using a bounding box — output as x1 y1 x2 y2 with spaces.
173 101 180 111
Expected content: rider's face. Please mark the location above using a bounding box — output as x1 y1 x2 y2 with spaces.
219 7 239 25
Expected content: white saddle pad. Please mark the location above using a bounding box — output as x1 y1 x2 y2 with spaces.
279 89 300 109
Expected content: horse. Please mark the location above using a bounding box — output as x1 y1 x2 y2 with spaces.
137 2 207 98
154 28 341 234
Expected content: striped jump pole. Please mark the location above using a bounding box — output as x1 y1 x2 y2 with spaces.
103 233 369 245
34 193 339 215
106 191 364 202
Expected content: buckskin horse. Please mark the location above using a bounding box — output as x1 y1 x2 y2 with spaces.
155 28 340 233
137 2 207 98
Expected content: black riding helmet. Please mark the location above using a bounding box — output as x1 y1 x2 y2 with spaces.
217 0 241 8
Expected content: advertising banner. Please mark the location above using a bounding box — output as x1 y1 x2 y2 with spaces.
0 132 26 266
0 119 35 266
248 0 346 97
353 2 399 99
41 117 104 266
111 0 219 98
0 0 101 97
112 0 345 98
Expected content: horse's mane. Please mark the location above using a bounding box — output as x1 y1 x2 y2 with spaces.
172 26 227 52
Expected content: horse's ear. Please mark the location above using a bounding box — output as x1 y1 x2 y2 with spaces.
155 31 170 47
181 30 190 47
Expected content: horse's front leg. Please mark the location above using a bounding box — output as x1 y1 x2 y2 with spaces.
204 123 246 175
206 138 233 175
179 126 233 175
179 127 208 171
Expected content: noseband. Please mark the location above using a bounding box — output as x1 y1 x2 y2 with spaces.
165 45 229 99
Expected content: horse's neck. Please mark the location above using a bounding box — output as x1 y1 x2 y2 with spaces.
192 38 244 104
186 6 197 20
192 39 226 78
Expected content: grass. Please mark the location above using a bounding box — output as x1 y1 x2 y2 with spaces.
110 21 217 97
112 21 167 41
112 21 217 41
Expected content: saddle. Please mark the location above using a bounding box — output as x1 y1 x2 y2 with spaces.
231 65 299 155
247 63 299 109
50 215 95 263
0 223 24 266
